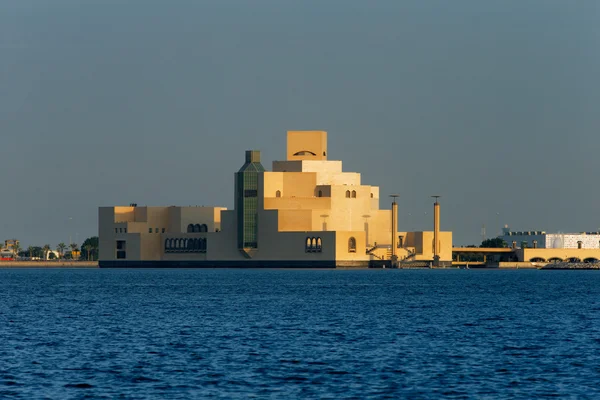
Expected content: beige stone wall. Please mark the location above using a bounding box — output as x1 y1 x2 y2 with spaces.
297 160 342 174
287 130 328 161
258 209 336 261
114 206 135 222
124 234 141 260
138 233 162 260
335 231 369 261
272 160 303 173
277 210 314 232
283 172 317 197
99 206 225 262
180 207 226 233
404 231 452 261
264 197 332 211
207 210 244 261
262 172 284 197
520 248 600 262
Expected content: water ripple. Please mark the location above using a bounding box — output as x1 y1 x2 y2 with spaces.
1 269 599 398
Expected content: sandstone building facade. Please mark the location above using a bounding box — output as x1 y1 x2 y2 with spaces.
99 131 452 267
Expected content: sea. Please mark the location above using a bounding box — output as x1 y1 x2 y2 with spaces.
1 268 599 399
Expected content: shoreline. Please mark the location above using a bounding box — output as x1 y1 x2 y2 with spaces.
0 261 98 268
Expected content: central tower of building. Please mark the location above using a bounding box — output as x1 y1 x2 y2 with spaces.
235 150 265 257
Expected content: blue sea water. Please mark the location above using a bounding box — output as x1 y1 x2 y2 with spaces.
1 269 599 399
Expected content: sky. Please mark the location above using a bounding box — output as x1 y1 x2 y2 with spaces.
1 0 599 248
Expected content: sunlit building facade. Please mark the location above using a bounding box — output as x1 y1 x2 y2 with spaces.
99 131 452 267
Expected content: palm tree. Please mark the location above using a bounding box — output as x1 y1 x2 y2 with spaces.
69 243 79 260
12 243 22 260
57 243 66 259
84 244 92 261
42 244 51 261
28 246 35 260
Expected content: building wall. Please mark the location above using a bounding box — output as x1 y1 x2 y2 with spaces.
546 234 600 249
519 248 600 262
286 130 328 161
405 231 453 261
335 231 369 262
277 209 315 232
99 206 225 262
501 233 600 249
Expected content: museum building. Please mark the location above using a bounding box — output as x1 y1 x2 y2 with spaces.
99 131 452 267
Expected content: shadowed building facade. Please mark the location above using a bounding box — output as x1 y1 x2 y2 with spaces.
99 131 452 267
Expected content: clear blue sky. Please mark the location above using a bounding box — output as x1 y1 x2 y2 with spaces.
1 0 599 248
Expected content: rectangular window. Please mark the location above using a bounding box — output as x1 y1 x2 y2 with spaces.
162 228 165 233
116 251 126 259
244 189 257 197
149 228 153 233
124 228 127 233
115 228 118 233
155 228 159 234
116 240 126 250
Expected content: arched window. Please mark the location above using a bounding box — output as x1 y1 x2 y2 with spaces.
348 237 356 253
345 190 350 198
164 239 170 252
200 224 208 232
188 239 195 252
194 224 201 233
351 190 356 198
200 238 207 252
318 190 322 198
311 237 317 251
276 190 281 198
187 224 194 233
306 237 311 252
370 193 374 198
316 237 322 252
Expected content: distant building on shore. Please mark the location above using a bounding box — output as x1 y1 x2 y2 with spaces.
1 239 19 260
99 131 452 268
501 227 600 249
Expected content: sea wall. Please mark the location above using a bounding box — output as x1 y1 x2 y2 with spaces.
0 261 98 268
496 262 540 269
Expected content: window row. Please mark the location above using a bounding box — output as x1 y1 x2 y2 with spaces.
345 190 357 198
187 224 208 233
149 228 166 233
165 238 207 253
115 227 127 233
305 237 323 253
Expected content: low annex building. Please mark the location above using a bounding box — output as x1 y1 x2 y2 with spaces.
99 131 452 267
501 227 600 263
